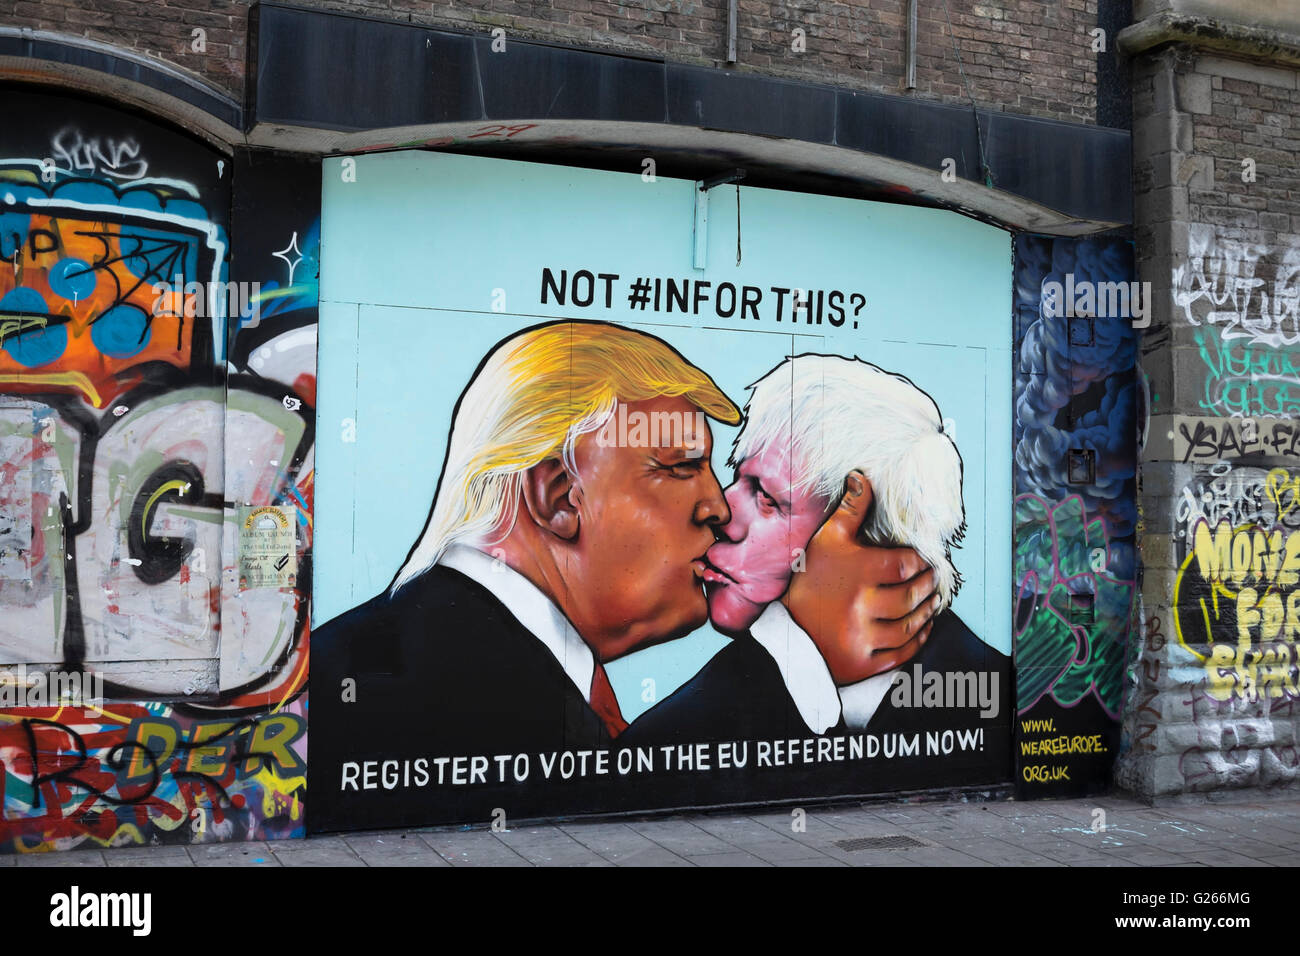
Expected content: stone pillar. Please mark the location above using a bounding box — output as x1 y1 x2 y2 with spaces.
1117 2 1300 800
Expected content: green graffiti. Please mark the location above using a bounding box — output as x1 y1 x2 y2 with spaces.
1014 493 1136 718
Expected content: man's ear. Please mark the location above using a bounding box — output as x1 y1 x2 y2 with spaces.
521 458 580 540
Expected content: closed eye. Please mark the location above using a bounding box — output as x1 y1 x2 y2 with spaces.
752 478 780 512
653 458 704 480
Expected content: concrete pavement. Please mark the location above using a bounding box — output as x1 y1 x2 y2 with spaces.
9 793 1300 866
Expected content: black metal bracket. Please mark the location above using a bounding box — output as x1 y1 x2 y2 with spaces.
700 168 746 191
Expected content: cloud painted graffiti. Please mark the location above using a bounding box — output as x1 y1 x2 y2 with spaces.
1012 235 1138 796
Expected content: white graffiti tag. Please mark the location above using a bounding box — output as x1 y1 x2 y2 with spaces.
51 128 149 181
1174 224 1300 348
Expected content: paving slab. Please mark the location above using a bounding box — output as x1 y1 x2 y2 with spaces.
104 845 195 867
626 819 736 857
691 851 772 867
419 830 532 867
1204 834 1289 858
772 856 851 867
13 849 108 866
495 826 615 866
188 842 281 866
344 831 451 866
749 811 857 846
271 836 365 867
558 821 667 862
591 844 693 866
957 845 1067 867
825 847 927 867
691 815 818 854
1180 849 1277 867
1104 845 1194 866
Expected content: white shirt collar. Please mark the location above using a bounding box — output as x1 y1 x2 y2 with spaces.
838 668 902 731
436 544 595 704
750 601 900 733
749 602 842 734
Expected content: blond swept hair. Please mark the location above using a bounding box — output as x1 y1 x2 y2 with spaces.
392 321 741 592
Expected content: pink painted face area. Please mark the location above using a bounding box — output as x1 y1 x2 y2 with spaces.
703 442 832 634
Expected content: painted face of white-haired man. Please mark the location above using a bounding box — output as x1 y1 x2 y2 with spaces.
701 353 966 684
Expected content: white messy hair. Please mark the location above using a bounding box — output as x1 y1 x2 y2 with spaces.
731 354 966 608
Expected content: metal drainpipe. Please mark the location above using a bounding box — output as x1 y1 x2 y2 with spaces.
727 0 738 64
906 0 918 89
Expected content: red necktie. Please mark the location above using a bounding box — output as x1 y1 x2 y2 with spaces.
589 662 628 739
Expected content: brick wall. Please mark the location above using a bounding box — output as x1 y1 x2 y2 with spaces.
7 0 248 99
2 0 1103 124
1120 46 1300 799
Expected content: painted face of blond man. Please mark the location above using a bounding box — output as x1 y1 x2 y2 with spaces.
392 321 743 664
512 392 731 662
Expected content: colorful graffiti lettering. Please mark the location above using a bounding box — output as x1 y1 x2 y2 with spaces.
0 91 318 853
1 703 305 851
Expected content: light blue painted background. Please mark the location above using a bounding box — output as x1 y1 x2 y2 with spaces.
316 151 1012 721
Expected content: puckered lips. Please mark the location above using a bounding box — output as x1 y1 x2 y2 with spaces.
692 552 737 586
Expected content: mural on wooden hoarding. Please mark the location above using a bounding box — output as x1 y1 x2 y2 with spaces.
1011 235 1139 797
0 89 318 852
311 151 1014 831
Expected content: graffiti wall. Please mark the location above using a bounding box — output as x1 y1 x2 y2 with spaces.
1127 222 1300 793
1 94 1145 843
312 150 1013 831
1012 235 1139 797
0 88 318 851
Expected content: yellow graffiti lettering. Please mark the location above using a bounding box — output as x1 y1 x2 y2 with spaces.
1267 531 1285 582
1261 590 1285 641
1280 532 1300 587
1203 642 1300 702
1206 644 1238 701
1258 644 1300 699
183 721 236 777
125 719 179 779
1267 468 1300 520
1178 517 1300 694
246 714 306 775
1230 531 1251 585
1194 521 1233 584
1195 520 1300 589
1237 587 1261 645
1022 764 1070 783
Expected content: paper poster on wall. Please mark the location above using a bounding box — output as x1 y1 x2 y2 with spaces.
239 505 297 589
311 151 1014 832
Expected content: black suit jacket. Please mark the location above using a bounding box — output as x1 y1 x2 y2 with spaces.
622 609 1012 799
309 565 610 832
620 634 815 746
